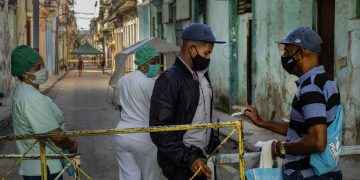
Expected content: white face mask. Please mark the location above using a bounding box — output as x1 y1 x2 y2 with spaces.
25 68 49 84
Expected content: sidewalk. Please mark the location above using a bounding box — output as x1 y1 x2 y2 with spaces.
0 70 69 125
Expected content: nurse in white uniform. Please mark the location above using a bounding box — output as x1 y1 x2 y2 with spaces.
114 44 162 180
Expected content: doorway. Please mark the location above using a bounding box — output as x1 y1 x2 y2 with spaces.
317 0 335 77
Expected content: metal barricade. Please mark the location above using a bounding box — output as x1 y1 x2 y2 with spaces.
0 121 245 180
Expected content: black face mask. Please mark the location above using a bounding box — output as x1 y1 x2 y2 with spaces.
281 49 300 74
281 56 298 74
190 46 210 71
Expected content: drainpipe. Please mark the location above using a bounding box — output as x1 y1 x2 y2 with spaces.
55 0 60 75
229 0 239 110
33 0 39 49
102 35 106 67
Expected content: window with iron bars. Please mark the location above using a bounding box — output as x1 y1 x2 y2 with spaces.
199 0 206 15
238 0 252 15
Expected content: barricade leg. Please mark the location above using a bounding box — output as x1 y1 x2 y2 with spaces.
39 139 47 180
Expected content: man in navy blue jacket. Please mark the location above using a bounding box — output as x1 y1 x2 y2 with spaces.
150 23 225 180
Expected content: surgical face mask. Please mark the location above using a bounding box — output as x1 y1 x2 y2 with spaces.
145 64 160 78
190 47 210 71
25 68 49 84
281 49 300 74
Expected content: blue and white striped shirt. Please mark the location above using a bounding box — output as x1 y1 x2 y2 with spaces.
285 66 341 178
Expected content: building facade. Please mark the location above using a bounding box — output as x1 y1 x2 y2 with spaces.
0 0 77 101
134 0 360 145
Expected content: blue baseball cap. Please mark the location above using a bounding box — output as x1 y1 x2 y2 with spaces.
182 23 225 44
275 27 322 53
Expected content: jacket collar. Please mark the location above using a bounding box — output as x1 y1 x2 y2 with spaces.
174 56 196 79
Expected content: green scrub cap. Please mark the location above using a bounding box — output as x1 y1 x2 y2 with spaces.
11 45 42 76
134 44 159 65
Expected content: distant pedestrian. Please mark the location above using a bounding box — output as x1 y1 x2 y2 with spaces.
78 56 83 77
10 45 77 180
114 44 162 180
100 59 105 75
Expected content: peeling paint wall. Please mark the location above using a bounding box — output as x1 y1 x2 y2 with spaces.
137 4 151 40
39 8 47 65
345 24 360 144
250 0 360 144
46 17 56 75
16 0 28 45
0 3 17 100
237 13 251 106
251 0 315 121
163 15 176 44
143 0 360 143
334 0 360 145
157 0 235 112
207 0 231 112
229 0 240 108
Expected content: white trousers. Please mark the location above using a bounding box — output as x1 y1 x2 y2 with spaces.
113 134 161 180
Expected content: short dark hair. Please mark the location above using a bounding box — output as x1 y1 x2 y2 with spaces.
181 40 189 49
181 40 207 51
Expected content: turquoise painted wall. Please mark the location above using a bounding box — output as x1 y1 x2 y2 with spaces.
144 0 360 144
46 22 54 75
207 0 231 112
252 0 315 121
334 0 360 145
163 22 176 44
229 0 240 108
138 4 151 40
156 0 232 111
237 13 251 106
250 0 360 144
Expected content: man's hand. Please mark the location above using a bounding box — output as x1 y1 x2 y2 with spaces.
242 106 263 127
190 158 212 178
50 128 78 152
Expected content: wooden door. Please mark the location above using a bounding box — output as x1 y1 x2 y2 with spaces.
317 0 335 77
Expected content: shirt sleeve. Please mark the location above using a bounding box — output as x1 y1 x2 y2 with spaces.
23 97 60 134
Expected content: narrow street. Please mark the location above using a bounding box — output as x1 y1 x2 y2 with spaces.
0 70 119 179
0 0 359 179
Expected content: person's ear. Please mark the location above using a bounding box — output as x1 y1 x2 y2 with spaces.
295 48 304 61
140 64 148 72
23 72 35 80
189 45 196 57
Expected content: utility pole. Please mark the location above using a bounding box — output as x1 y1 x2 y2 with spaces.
33 0 39 49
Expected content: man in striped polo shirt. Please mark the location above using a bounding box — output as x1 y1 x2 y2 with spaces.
243 27 342 179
